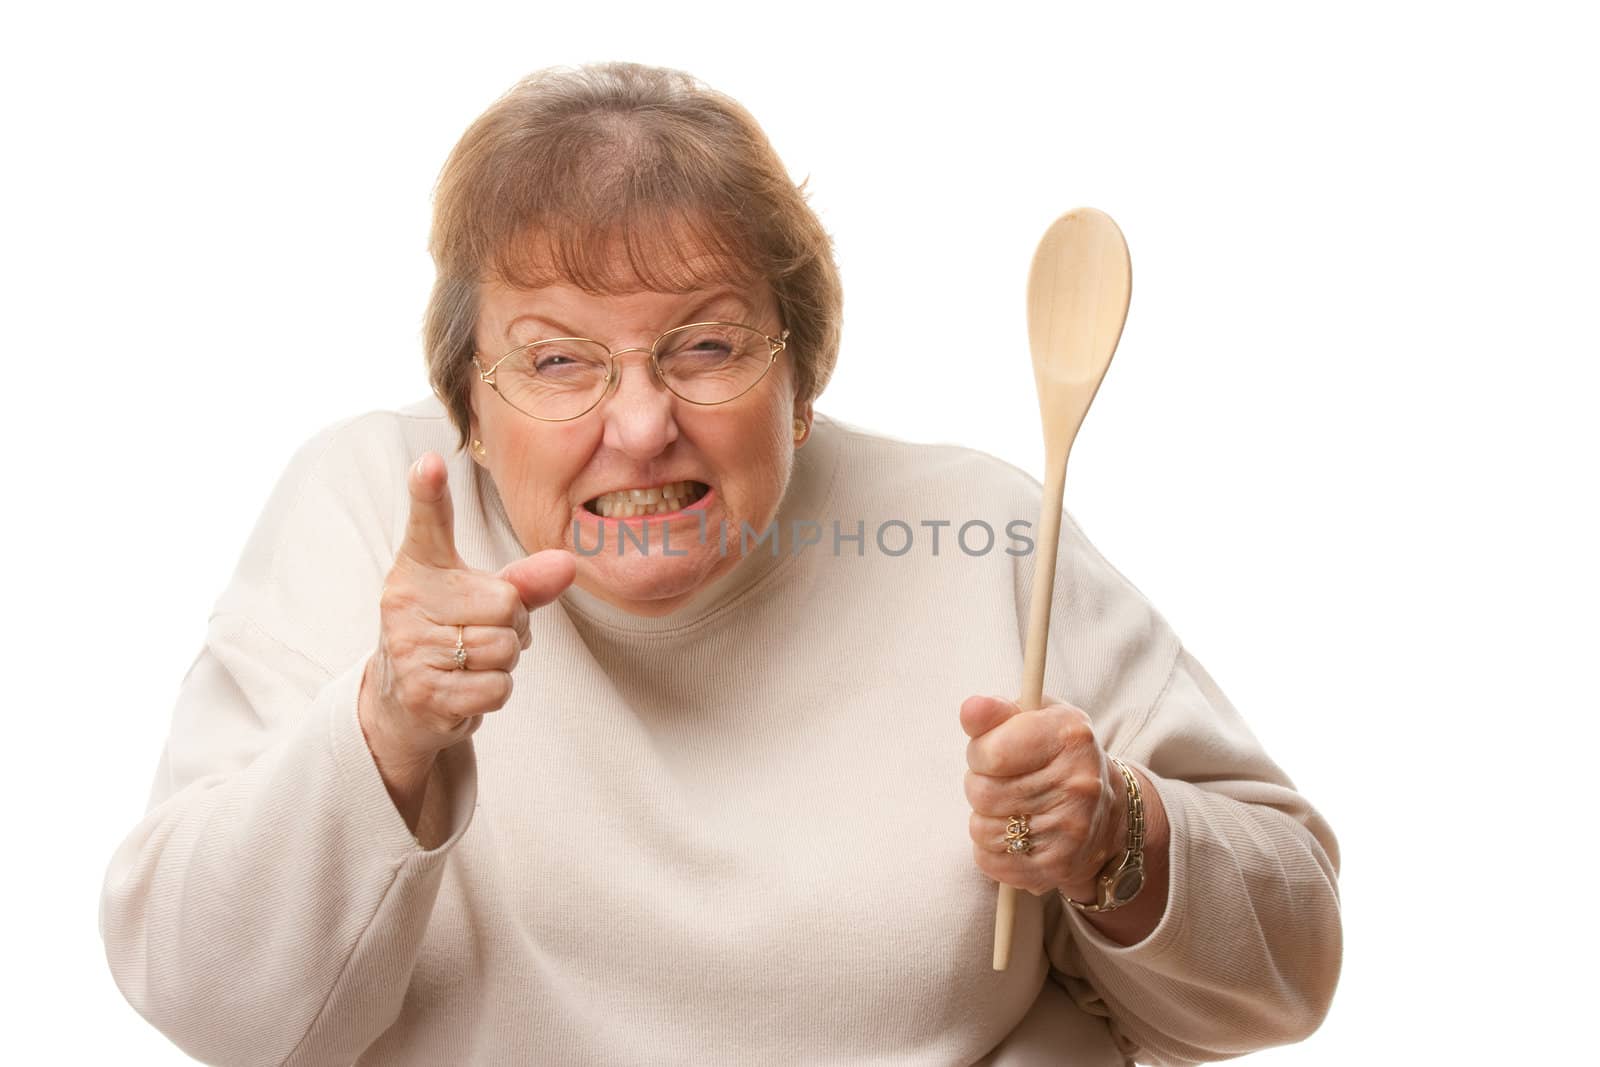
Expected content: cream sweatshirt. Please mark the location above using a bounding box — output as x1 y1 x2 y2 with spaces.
99 398 1342 1066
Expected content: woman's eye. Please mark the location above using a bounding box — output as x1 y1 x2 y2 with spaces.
525 347 601 376
669 337 736 361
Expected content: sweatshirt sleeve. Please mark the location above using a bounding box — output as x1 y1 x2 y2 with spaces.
98 416 480 1067
1003 484 1342 1066
1042 648 1343 1066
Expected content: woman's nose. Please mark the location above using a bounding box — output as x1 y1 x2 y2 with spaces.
599 349 678 457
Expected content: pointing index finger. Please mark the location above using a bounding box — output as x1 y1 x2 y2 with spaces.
401 452 462 569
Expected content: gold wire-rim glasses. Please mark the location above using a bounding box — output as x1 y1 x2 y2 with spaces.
473 321 790 423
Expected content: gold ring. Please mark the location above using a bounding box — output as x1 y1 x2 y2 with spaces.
454 625 467 670
1005 814 1034 854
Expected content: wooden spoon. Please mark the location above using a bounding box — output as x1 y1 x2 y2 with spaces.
993 207 1132 971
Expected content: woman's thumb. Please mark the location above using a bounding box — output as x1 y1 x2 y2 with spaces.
499 549 578 609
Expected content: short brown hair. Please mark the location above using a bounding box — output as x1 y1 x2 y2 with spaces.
424 62 843 448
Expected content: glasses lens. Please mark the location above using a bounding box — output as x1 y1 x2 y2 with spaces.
654 324 776 404
496 339 611 420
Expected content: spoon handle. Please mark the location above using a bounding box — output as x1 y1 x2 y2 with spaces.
993 446 1069 971
1021 448 1069 710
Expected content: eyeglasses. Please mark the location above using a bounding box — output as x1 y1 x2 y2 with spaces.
474 321 790 422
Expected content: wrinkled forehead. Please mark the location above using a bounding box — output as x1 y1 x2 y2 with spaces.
478 279 776 349
488 211 763 298
475 214 778 347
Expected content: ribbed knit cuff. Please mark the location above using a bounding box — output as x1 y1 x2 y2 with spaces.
1060 763 1187 963
324 657 479 870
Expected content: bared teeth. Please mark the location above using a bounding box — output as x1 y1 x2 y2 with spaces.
589 481 707 518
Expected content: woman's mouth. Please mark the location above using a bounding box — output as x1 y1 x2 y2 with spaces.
584 480 710 518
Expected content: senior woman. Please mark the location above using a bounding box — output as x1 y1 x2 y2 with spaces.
100 63 1340 1065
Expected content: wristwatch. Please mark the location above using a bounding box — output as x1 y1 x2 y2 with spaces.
1065 757 1146 914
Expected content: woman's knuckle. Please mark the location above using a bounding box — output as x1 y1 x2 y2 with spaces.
968 811 986 842
464 672 504 711
1075 771 1113 806
1036 778 1069 812
389 630 421 662
962 770 983 806
378 579 405 612
1058 715 1092 748
394 674 426 712
967 775 1002 814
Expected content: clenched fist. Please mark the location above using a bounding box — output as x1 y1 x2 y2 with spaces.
960 694 1129 901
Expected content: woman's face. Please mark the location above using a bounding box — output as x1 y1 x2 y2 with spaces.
469 275 807 617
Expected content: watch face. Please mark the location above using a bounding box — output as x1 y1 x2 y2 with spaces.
1112 867 1144 903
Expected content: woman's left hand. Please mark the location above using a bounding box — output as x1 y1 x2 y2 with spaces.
961 694 1126 899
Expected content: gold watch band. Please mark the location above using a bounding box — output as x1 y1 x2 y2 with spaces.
1066 757 1145 914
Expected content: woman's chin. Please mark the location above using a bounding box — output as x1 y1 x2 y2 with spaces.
573 550 730 617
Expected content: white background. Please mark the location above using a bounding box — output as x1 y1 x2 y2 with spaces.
4 1 1596 1062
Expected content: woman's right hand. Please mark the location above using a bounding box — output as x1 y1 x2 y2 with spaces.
358 452 576 819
